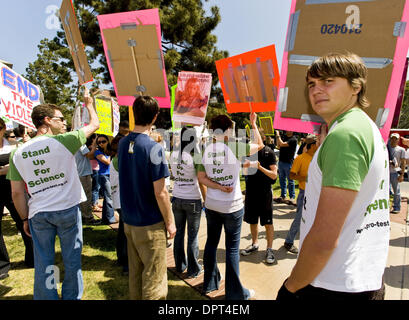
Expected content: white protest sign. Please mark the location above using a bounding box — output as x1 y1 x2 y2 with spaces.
0 62 40 130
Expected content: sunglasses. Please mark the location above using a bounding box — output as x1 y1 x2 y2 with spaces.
98 140 108 144
8 135 16 138
51 116 65 122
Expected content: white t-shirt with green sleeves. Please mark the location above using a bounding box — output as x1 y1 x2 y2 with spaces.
170 151 202 200
7 130 87 219
198 141 249 213
300 107 390 293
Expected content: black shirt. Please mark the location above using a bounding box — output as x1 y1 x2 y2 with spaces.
279 135 297 163
245 146 277 189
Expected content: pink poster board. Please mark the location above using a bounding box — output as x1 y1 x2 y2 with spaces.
275 0 409 142
97 9 170 108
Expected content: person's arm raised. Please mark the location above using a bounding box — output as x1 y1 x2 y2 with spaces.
249 112 264 155
80 87 100 138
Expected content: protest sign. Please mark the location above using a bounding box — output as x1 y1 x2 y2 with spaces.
215 45 280 113
59 0 93 85
245 124 251 137
95 97 113 136
172 72 212 126
112 97 120 137
170 84 178 131
275 0 409 141
97 9 170 108
259 116 274 136
0 62 39 130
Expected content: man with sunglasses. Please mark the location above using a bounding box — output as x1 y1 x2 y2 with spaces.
7 89 99 300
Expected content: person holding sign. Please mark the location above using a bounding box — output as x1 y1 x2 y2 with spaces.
169 126 207 279
197 112 263 300
277 53 389 301
7 88 100 300
240 130 278 265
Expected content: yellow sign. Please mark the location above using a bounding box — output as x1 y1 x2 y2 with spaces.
95 98 113 136
259 116 274 136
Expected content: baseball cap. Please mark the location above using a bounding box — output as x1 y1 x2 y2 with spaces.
390 133 400 139
305 134 317 144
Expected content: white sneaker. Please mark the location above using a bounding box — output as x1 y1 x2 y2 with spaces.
248 289 256 300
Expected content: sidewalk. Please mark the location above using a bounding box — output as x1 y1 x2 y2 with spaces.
99 186 409 300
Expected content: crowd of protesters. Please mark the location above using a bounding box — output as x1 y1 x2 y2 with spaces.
0 52 403 301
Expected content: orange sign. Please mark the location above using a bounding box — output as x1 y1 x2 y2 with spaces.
215 45 280 113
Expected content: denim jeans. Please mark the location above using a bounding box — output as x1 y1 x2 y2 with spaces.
285 189 305 245
390 172 401 211
91 170 100 206
98 174 115 223
203 207 250 300
172 197 202 277
278 161 295 199
28 205 83 300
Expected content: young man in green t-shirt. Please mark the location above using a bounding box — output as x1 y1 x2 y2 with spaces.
277 53 389 300
7 89 99 300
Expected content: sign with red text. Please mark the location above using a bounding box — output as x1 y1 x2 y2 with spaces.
0 62 39 129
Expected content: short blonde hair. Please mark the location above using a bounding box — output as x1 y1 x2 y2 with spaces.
306 52 369 109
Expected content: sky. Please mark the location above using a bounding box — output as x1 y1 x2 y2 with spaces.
0 0 291 77
0 1 408 79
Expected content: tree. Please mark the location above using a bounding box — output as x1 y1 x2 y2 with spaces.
397 81 409 129
24 38 76 123
24 38 103 126
47 0 229 129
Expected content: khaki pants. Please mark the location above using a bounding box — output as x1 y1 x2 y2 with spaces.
124 221 168 300
79 175 93 220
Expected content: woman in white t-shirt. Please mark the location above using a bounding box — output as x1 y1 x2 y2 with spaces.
197 113 263 300
170 126 206 278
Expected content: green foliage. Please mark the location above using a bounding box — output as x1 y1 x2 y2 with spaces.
397 81 409 129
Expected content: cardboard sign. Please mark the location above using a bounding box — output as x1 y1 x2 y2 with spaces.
0 62 39 130
215 45 280 113
172 72 212 126
97 9 170 108
95 97 113 136
259 116 274 136
59 0 93 85
275 0 409 141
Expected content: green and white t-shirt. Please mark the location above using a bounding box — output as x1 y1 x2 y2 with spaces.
170 151 202 200
7 131 87 218
300 108 390 293
198 141 249 213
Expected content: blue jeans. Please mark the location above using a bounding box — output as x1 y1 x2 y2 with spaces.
91 170 100 206
278 161 295 199
98 174 115 223
390 172 401 211
203 208 250 300
28 205 83 300
285 189 304 245
172 197 202 277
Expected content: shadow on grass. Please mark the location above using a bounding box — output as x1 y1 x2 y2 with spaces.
82 226 117 252
1 216 19 237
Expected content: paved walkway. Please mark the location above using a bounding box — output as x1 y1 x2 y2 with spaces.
98 184 409 300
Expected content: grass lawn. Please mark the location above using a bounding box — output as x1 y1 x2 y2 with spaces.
0 214 206 300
